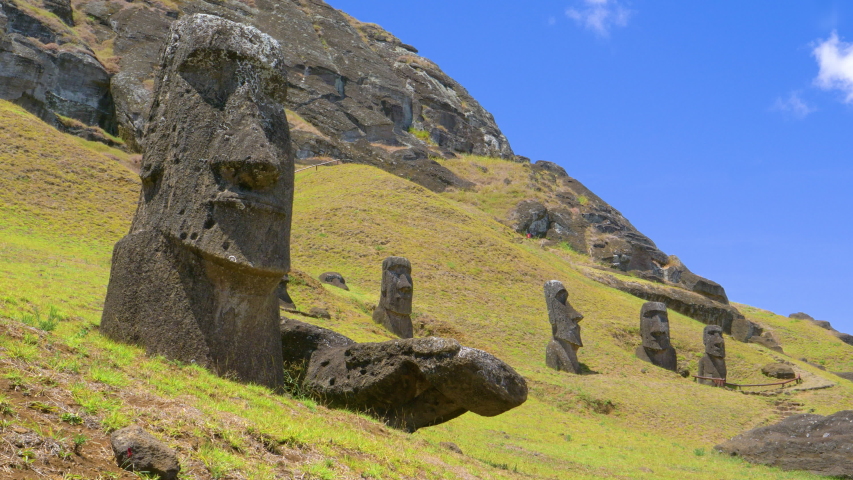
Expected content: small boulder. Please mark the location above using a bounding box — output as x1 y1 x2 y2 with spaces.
761 363 796 379
307 307 331 319
508 200 549 238
318 272 349 290
715 411 853 478
110 425 180 480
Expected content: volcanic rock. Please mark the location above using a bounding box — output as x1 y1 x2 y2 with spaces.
280 317 354 365
304 336 528 432
715 411 853 478
110 425 180 480
319 271 349 290
762 363 796 379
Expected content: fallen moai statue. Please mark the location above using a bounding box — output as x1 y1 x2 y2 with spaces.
101 14 293 390
372 256 414 338
716 410 853 478
281 318 528 432
542 280 584 373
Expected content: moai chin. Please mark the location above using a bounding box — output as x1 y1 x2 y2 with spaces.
100 14 293 390
635 302 678 372
697 325 726 385
373 256 413 338
543 280 584 373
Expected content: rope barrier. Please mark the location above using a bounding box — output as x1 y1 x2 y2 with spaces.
295 159 341 173
692 375 802 389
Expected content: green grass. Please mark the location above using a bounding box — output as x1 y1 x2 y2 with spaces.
0 99 850 478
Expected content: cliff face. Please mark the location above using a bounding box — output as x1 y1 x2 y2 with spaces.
0 0 729 300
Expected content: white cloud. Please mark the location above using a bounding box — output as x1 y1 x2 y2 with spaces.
565 0 631 38
813 32 853 102
772 91 816 118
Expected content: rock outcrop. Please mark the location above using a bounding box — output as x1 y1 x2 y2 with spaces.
716 411 853 478
281 318 527 432
110 425 180 480
100 14 293 390
789 312 853 347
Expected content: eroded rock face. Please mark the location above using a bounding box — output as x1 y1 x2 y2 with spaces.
372 256 413 338
100 14 293 390
697 325 726 384
715 411 853 478
543 280 583 374
110 426 180 480
635 302 677 372
304 336 528 432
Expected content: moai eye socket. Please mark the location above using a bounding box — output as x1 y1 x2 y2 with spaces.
178 50 243 109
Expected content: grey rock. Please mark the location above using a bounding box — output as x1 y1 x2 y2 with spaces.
533 160 568 177
750 332 784 353
304 337 527 432
697 325 726 385
280 317 354 365
307 307 332 320
44 0 73 26
636 302 678 372
543 280 583 374
110 425 180 480
319 271 349 290
373 256 413 338
788 312 815 320
508 200 549 238
762 363 796 379
100 15 293 390
715 411 853 478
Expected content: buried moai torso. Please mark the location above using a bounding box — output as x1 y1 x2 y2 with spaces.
372 256 413 338
543 280 584 373
100 14 293 390
635 302 678 372
698 325 726 384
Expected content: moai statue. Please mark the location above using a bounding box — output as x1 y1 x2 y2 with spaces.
277 275 296 310
100 15 293 390
372 256 413 338
635 302 678 372
543 280 584 373
697 325 726 385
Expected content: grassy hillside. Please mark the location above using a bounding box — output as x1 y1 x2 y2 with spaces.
1 99 851 478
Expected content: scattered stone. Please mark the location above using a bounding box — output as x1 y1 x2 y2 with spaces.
542 280 584 374
440 441 463 454
110 425 180 480
762 363 796 380
697 325 726 385
372 256 414 338
304 337 528 432
635 302 678 372
715 411 853 478
277 275 296 310
100 15 293 390
319 272 349 290
306 307 332 320
280 318 354 365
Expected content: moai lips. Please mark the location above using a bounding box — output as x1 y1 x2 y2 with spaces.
100 14 293 390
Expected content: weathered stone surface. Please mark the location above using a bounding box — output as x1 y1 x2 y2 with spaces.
508 200 549 238
319 271 348 290
583 269 748 339
715 411 853 478
635 302 678 372
100 15 293 390
543 280 583 374
277 275 296 310
762 363 796 379
373 256 413 338
697 325 726 385
280 317 354 365
304 337 528 432
110 425 180 480
43 0 73 26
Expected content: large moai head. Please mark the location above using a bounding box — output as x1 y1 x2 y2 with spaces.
135 14 293 274
544 280 583 347
703 325 725 358
640 302 671 351
379 256 413 315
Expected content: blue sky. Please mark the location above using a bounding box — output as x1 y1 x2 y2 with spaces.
328 1 853 332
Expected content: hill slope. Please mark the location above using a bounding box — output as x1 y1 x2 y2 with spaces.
1 100 852 478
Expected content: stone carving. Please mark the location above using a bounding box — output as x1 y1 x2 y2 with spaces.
635 302 678 372
372 256 413 338
319 271 349 290
543 280 584 373
277 275 296 310
697 325 726 385
762 363 796 379
715 411 853 477
100 14 293 390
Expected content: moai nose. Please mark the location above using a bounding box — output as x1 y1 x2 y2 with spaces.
210 100 282 191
